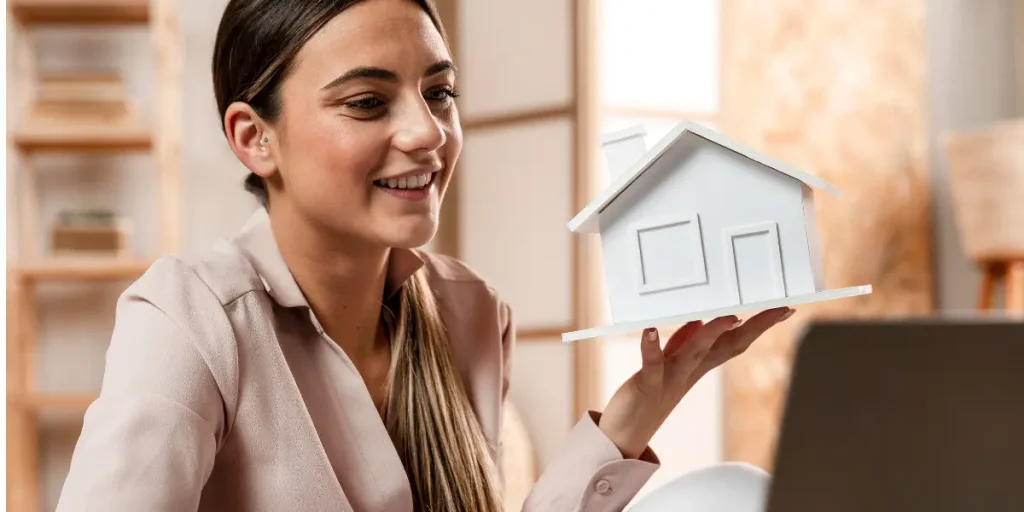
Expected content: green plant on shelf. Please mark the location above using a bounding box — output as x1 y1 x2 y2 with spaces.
57 209 121 226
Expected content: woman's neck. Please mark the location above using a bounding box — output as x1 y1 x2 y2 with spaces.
269 206 390 361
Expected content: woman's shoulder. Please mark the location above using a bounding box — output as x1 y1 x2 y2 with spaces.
417 251 500 297
416 251 511 317
125 240 265 319
416 251 514 352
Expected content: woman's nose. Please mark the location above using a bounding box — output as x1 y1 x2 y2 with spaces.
393 97 446 153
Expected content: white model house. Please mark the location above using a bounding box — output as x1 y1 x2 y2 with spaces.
562 121 871 342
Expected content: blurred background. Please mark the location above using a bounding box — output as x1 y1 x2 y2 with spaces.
6 0 1024 511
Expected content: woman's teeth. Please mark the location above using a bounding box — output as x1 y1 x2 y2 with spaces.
375 173 432 190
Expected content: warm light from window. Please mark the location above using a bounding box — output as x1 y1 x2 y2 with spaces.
599 0 720 113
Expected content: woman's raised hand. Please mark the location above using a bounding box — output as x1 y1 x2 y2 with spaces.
597 307 795 459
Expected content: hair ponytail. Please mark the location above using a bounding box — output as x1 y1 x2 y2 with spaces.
384 270 502 511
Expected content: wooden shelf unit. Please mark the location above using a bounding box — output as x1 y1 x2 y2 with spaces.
10 0 150 25
14 125 153 154
12 257 154 282
6 1 182 511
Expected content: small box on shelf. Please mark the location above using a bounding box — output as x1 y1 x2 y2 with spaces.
15 72 152 153
29 72 140 123
37 72 130 105
51 209 134 259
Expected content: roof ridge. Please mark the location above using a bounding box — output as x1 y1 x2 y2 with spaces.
567 120 841 233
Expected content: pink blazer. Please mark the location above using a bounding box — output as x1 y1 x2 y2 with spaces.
56 209 659 511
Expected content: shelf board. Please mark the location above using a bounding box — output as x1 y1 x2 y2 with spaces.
14 124 152 154
8 392 97 411
10 0 149 26
12 257 153 281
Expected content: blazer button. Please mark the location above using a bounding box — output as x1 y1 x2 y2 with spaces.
595 479 612 495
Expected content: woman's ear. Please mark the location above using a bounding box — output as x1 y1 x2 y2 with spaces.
224 101 277 180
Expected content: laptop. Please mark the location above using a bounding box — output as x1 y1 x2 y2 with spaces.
766 318 1024 512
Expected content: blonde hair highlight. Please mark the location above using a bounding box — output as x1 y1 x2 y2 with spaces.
382 270 503 511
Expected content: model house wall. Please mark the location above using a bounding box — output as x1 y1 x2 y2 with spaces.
598 133 820 324
801 185 827 292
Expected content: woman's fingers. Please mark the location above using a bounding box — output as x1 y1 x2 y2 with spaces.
741 307 792 335
639 327 664 370
642 308 795 391
696 307 794 374
663 320 703 358
726 307 792 352
668 315 741 371
637 327 666 391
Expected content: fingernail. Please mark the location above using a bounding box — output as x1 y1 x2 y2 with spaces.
778 309 795 322
731 319 743 329
646 329 658 342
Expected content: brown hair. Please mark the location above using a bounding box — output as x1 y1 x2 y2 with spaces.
212 2 502 510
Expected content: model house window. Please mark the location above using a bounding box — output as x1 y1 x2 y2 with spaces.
633 213 709 295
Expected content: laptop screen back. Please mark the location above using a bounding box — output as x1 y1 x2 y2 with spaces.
766 320 1024 512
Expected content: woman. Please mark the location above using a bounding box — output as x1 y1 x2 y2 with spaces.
56 0 793 510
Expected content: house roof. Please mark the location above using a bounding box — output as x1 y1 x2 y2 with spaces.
568 120 842 233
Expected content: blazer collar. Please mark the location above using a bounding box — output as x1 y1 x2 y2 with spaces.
233 208 425 309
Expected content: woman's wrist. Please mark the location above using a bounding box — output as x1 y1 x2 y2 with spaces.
597 414 655 460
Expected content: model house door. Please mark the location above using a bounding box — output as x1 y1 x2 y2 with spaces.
723 221 788 304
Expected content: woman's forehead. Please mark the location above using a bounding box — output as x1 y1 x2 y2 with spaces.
296 0 449 77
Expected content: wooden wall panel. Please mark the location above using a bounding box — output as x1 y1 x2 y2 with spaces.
457 119 575 331
506 339 575 470
429 0 459 257
456 0 573 119
451 0 600 440
719 0 934 469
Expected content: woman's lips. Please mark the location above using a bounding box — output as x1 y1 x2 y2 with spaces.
373 171 437 202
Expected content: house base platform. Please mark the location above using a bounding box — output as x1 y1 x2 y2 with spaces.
561 285 873 343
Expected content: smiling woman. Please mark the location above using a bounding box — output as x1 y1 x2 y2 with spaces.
212 0 461 252
54 1 790 511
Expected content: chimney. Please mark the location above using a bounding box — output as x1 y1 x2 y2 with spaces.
601 125 648 182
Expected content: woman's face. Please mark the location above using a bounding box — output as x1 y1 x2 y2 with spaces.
270 0 460 249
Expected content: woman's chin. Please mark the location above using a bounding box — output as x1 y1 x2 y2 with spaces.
380 220 438 250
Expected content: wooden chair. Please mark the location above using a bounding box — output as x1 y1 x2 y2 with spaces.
976 259 1024 312
943 120 1024 314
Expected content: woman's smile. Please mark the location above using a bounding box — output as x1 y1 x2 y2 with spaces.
372 170 439 201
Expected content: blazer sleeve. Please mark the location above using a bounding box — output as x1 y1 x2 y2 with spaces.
56 289 226 511
498 301 660 512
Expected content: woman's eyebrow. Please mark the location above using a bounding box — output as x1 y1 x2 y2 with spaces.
321 60 456 91
322 67 398 90
425 60 456 77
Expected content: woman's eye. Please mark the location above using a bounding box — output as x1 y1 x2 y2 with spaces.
426 86 460 103
345 96 385 110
